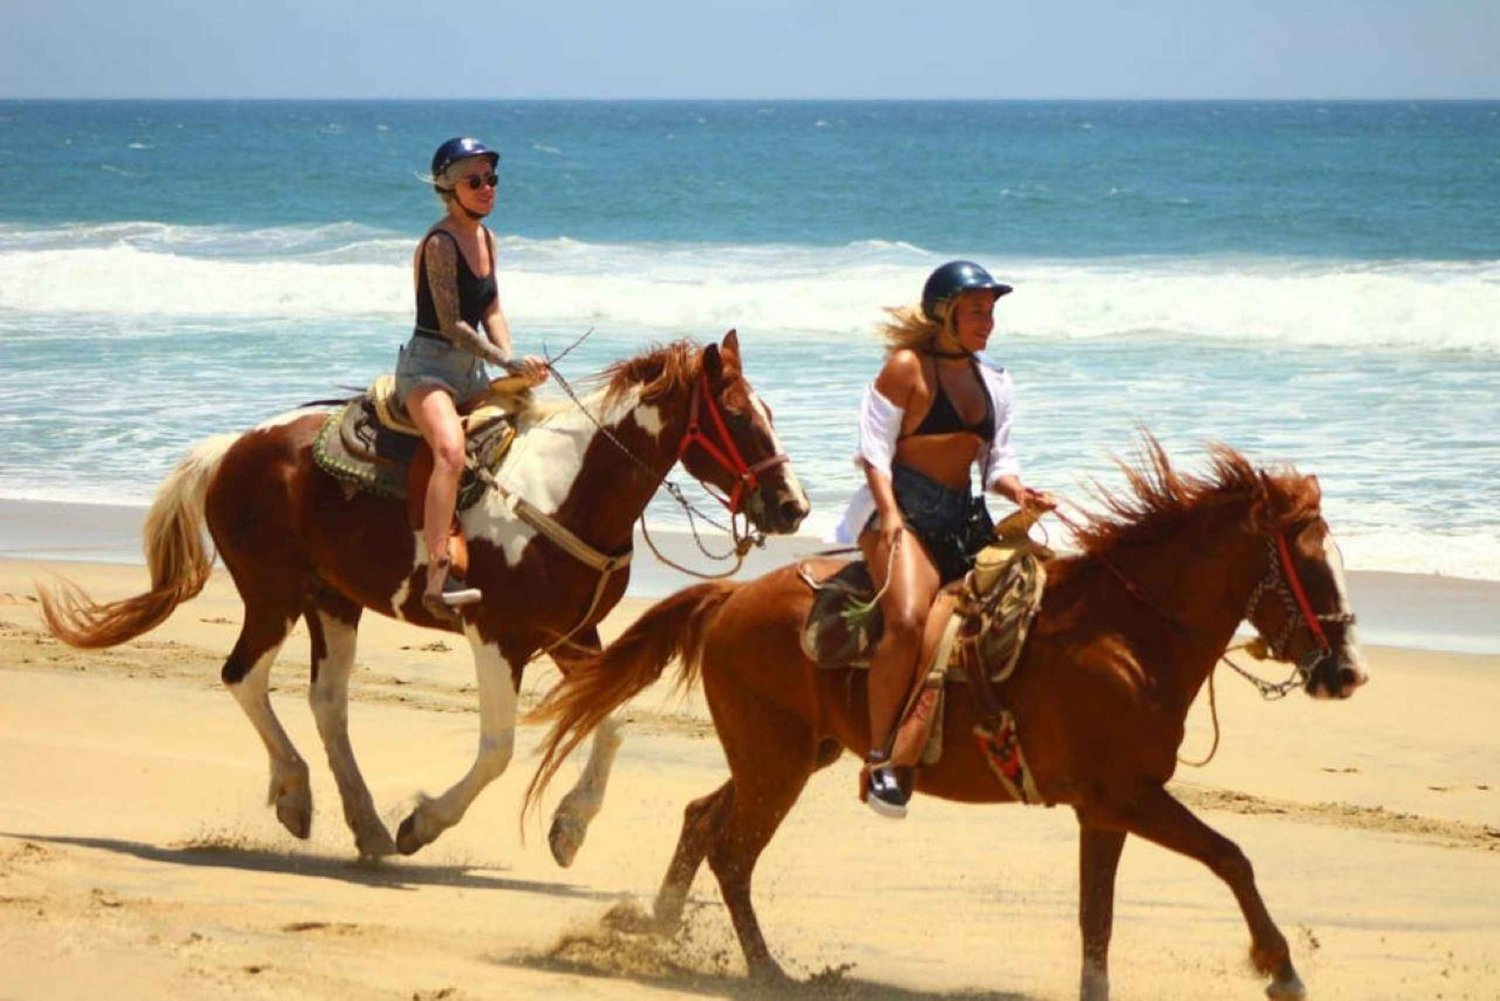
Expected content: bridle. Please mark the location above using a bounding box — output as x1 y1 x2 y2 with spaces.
1241 532 1356 684
1063 507 1355 700
544 353 790 579
678 370 791 516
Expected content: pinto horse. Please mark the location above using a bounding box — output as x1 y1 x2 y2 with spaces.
526 441 1367 1001
39 331 809 860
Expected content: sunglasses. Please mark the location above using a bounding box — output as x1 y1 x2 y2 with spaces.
460 172 498 190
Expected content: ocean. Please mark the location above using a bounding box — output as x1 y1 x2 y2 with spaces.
2 99 1498 582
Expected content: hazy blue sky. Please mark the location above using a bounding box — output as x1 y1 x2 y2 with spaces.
3 0 1497 99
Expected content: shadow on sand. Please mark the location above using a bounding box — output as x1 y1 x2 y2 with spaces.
1 830 614 899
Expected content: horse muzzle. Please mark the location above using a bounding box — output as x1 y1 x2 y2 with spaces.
1303 650 1369 700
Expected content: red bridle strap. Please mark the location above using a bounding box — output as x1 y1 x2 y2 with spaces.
678 371 788 513
1275 532 1331 655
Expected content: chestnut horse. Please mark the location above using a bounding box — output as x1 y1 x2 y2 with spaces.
39 332 809 860
527 442 1367 1001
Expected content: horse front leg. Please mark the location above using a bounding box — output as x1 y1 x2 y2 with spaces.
547 715 624 867
1099 784 1304 1000
1075 818 1127 1001
306 603 397 859
396 632 518 855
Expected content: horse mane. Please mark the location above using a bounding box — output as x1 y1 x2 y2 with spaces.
600 339 703 408
1070 437 1322 557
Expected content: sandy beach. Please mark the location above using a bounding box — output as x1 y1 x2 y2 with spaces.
1 555 1497 1001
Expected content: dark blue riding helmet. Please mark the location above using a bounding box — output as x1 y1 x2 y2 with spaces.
921 260 1013 321
430 137 500 185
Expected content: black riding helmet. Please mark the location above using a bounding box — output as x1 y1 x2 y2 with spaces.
429 137 500 189
921 260 1013 321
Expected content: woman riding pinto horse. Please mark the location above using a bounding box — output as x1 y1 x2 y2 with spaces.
527 439 1367 1001
38 332 809 860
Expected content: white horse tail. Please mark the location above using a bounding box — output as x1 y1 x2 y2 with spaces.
38 434 238 649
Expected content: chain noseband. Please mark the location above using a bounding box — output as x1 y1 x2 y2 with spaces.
1240 534 1356 688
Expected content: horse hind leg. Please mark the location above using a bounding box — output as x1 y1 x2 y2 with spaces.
1095 785 1304 1000
547 714 624 868
305 599 397 858
222 604 310 839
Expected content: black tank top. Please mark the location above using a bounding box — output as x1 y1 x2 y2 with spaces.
908 357 995 440
413 228 497 339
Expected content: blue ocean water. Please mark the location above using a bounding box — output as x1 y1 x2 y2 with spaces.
1 100 1498 579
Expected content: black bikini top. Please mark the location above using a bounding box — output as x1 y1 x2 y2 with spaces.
907 355 995 441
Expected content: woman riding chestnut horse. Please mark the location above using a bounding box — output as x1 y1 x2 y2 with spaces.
836 260 1056 817
528 439 1367 1001
39 331 808 860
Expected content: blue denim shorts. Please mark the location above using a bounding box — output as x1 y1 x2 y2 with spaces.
394 335 490 406
867 464 993 585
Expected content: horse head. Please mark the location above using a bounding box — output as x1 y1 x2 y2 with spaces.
675 330 810 536
1245 471 1369 700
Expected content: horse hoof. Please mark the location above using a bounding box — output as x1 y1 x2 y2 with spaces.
275 796 312 840
747 958 791 986
356 827 399 859
396 814 428 855
548 814 585 868
1266 974 1307 1000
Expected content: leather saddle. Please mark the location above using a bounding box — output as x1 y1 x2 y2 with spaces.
312 373 530 525
798 510 1051 682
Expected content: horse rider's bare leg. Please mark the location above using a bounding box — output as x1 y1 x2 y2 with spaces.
654 738 838 933
1076 819 1128 1001
305 600 398 858
860 527 941 756
547 715 625 868
221 603 309 839
405 384 469 607
397 631 517 855
1092 785 1305 1000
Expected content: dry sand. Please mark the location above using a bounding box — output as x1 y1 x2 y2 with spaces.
1 557 1497 1001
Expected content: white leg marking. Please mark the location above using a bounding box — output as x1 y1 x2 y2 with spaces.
226 629 312 838
549 715 625 867
307 609 396 857
399 628 517 852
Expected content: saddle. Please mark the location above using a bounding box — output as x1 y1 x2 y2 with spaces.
798 511 1053 803
311 373 528 526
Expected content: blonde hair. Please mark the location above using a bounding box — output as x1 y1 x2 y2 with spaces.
878 302 951 355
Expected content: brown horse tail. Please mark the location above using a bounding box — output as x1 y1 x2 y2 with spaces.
523 579 738 816
38 434 238 649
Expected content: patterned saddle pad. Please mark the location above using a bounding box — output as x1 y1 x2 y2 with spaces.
311 374 520 510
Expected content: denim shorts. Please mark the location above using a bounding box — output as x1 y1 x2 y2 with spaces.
867 463 993 585
394 335 490 406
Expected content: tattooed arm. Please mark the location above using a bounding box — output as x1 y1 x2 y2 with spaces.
423 234 509 366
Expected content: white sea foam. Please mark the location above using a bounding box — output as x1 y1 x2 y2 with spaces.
2 223 1497 352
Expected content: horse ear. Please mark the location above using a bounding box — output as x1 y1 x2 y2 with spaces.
1305 474 1323 507
702 342 724 384
722 329 740 356
1249 470 1279 533
718 329 743 378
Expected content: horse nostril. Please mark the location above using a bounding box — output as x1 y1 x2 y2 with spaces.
1339 665 1367 690
779 497 808 528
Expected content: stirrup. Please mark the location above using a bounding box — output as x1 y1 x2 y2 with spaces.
423 557 482 620
863 754 910 820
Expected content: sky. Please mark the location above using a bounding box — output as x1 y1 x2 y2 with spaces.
2 0 1497 100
